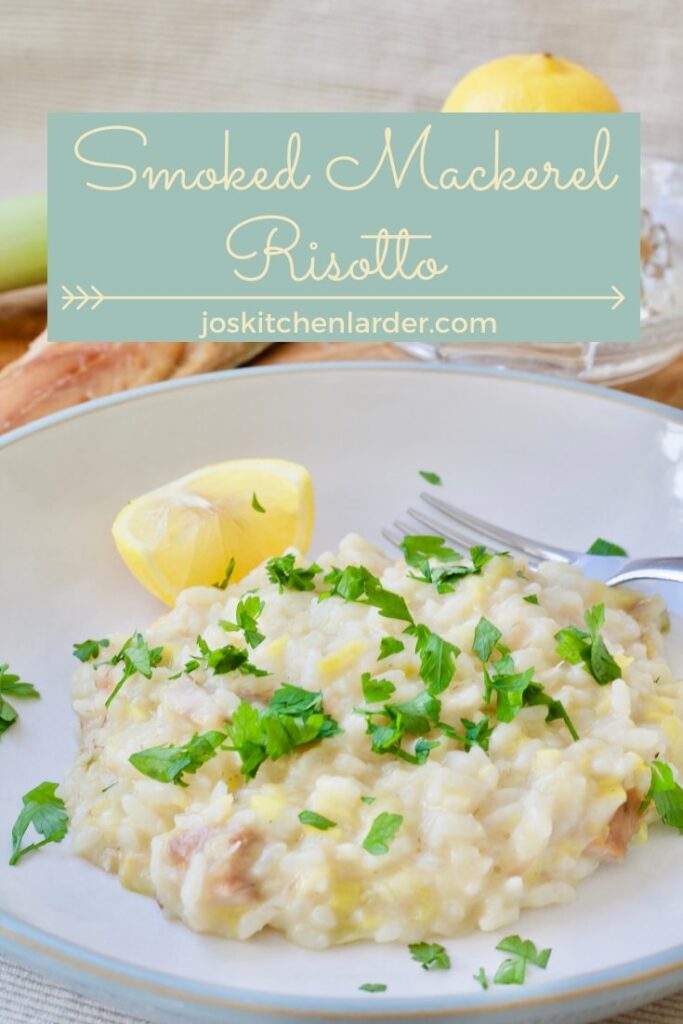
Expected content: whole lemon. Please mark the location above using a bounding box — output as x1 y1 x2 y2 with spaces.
442 53 620 112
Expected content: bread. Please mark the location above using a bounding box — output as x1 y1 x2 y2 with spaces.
0 333 270 433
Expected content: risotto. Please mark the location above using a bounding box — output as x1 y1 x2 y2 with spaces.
61 534 682 949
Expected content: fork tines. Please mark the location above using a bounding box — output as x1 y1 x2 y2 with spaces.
383 492 574 567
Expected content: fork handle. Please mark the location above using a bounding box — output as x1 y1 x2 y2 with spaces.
605 557 683 587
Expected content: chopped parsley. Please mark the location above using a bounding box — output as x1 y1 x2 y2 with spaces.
129 731 227 786
523 594 539 605
356 690 441 764
587 537 628 557
493 935 551 986
641 761 683 832
555 604 621 686
523 683 579 741
0 663 40 739
362 812 403 855
0 664 40 701
470 545 501 573
225 684 340 778
0 699 17 736
400 534 460 567
360 795 376 805
266 554 321 592
472 623 577 740
472 617 502 664
408 942 451 971
72 638 110 662
484 654 577 740
473 967 489 990
388 691 441 733
192 636 268 677
402 536 505 594
361 673 396 703
359 983 387 993
378 636 405 660
251 492 266 513
105 632 164 708
298 810 337 830
405 623 460 695
220 594 266 648
419 470 442 485
440 715 495 752
323 566 413 624
213 557 236 590
9 782 69 865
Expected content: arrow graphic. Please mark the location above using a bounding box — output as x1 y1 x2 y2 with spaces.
61 284 104 311
60 284 625 312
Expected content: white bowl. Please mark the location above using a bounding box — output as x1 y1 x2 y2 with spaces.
1 362 682 1024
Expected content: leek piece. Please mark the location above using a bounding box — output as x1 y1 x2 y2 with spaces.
0 194 47 292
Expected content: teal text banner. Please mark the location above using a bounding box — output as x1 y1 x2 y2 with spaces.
48 113 640 343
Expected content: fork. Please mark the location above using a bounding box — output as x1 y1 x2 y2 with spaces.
383 492 683 587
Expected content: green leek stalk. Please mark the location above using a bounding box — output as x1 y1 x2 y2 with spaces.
0 193 47 292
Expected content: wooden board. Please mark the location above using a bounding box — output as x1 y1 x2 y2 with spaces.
2 287 682 410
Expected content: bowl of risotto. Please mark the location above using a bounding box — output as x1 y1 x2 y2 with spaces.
0 362 682 1024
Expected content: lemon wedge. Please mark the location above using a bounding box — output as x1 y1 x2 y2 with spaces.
112 459 314 604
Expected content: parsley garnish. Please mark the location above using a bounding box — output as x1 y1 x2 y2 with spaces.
359 983 386 993
471 546 500 572
213 557 236 590
587 538 628 557
356 690 441 764
105 632 164 708
360 795 376 805
419 470 442 485
9 782 68 865
194 636 268 677
523 594 539 605
0 699 17 736
523 683 579 741
485 655 577 740
72 638 110 662
220 594 266 648
472 617 502 664
0 663 40 739
476 635 577 740
225 684 340 778
378 636 405 660
129 731 227 786
363 812 403 855
323 566 413 623
493 935 551 986
400 535 460 567
440 715 495 752
0 665 40 701
251 492 266 513
408 942 451 971
473 967 489 990
401 534 466 594
405 624 460 695
486 659 537 721
641 761 683 832
266 554 321 592
402 536 505 593
298 810 337 830
361 673 396 703
555 604 621 686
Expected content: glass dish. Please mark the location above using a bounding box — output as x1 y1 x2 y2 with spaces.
400 155 683 385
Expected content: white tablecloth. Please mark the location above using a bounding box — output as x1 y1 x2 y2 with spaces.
2 950 683 1024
